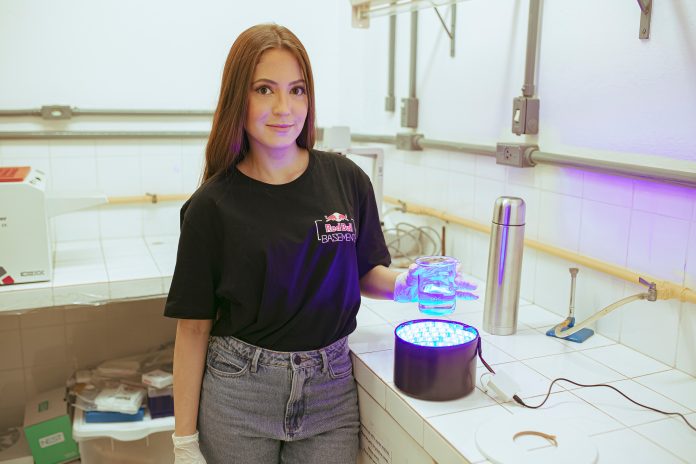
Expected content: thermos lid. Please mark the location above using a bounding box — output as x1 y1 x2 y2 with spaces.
492 196 525 226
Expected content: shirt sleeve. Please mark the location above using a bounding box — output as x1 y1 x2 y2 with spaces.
355 170 392 278
163 196 220 320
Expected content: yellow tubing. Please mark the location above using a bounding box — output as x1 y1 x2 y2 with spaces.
383 195 696 305
108 194 190 205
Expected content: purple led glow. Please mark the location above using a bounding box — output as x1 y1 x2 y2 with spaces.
497 203 512 285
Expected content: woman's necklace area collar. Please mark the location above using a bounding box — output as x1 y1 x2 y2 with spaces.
235 149 313 187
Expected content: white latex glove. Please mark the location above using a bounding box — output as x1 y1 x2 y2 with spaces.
393 263 421 302
454 263 479 300
173 431 207 464
393 262 478 302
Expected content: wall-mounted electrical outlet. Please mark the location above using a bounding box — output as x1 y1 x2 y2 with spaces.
495 143 538 167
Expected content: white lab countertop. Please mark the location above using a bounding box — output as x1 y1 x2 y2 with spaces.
3 237 696 462
0 236 178 311
352 296 696 463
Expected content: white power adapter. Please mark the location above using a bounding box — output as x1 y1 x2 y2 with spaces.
482 371 521 402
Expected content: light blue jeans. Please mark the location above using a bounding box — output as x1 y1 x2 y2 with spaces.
198 335 359 464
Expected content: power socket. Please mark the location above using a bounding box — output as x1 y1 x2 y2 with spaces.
495 143 538 168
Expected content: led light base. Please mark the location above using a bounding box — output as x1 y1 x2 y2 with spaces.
394 319 480 401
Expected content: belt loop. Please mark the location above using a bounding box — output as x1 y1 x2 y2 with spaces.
250 348 262 373
320 349 328 374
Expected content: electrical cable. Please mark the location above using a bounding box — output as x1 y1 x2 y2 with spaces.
382 221 441 265
477 338 496 375
512 378 696 432
476 350 696 432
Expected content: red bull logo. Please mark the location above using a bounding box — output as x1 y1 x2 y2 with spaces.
315 212 356 244
324 212 349 222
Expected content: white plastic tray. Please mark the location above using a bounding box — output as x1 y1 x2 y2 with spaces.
72 408 174 442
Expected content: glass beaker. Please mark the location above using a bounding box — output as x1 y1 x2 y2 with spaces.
415 256 458 316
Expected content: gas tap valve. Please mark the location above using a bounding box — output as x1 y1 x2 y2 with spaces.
638 277 658 301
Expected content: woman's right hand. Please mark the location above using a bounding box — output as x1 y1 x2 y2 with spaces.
173 432 207 463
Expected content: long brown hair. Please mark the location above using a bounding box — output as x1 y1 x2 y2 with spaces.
202 24 316 183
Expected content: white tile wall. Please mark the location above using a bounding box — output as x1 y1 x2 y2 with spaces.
537 191 583 252
504 183 540 240
537 165 583 197
578 199 631 266
686 224 696 289
446 173 475 220
633 179 695 221
582 171 634 208
473 177 505 224
627 211 690 284
378 147 696 374
677 302 696 376
620 297 681 366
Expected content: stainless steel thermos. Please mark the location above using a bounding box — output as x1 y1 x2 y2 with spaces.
483 197 526 335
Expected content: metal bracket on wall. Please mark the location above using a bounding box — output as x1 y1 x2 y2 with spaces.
432 4 457 57
41 105 72 119
495 143 538 168
511 97 540 135
637 0 652 39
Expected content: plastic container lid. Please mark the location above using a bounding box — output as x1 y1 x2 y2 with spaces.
72 409 174 442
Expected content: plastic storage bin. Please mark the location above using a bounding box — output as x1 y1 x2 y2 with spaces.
78 431 172 464
72 408 174 464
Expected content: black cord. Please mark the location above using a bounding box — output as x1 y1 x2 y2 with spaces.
512 377 696 433
476 338 496 374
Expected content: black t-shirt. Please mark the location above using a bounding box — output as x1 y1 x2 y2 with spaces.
164 149 391 351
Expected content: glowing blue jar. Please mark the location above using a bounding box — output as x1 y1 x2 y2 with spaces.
415 256 458 316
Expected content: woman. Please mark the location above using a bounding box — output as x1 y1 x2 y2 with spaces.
165 24 475 464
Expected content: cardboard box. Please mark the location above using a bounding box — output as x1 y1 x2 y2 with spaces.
0 427 33 464
23 387 79 464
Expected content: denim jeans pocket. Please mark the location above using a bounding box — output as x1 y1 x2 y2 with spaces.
328 352 353 379
206 349 250 378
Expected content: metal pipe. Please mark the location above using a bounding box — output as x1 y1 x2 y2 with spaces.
386 11 397 111
0 108 213 117
0 127 693 189
419 138 497 156
351 133 396 144
451 3 457 57
0 110 42 117
74 109 213 116
0 131 209 139
523 0 541 97
568 268 579 319
530 149 696 188
409 10 418 99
